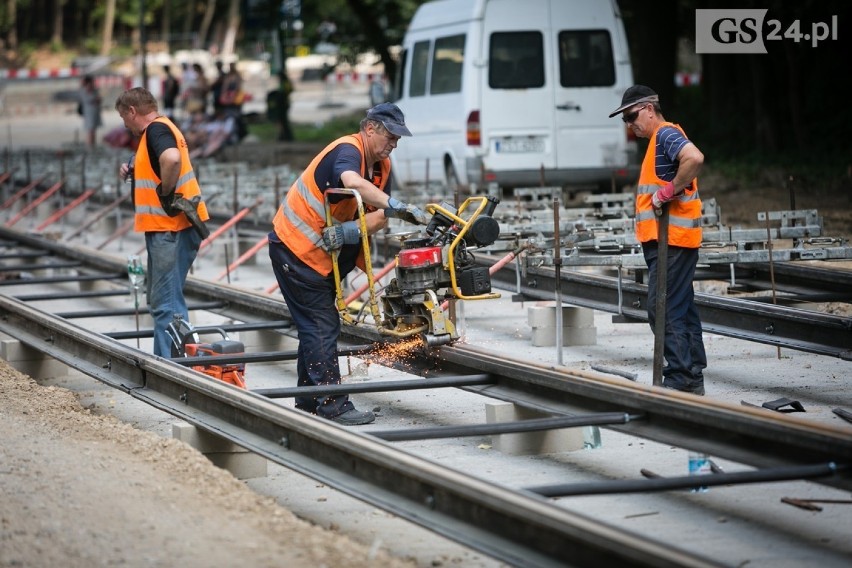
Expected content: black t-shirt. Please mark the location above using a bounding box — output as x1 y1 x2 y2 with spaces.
144 121 177 179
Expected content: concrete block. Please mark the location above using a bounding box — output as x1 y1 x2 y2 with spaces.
531 326 597 347
485 402 584 456
528 302 594 328
238 239 259 266
100 214 120 234
78 277 117 293
528 303 597 347
0 336 83 379
172 421 267 480
238 329 296 352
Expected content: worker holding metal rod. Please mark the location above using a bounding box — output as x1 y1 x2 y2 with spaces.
610 85 707 395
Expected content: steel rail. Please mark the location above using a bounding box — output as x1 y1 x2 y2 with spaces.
0 294 721 568
485 259 852 360
5 224 852 359
3 227 850 480
1 227 850 561
421 343 852 492
368 234 852 359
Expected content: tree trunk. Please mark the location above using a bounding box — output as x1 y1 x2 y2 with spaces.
220 0 241 57
101 0 115 56
619 0 678 113
51 0 65 45
6 0 17 50
198 0 216 50
345 0 396 83
783 41 807 153
161 0 171 50
183 0 196 49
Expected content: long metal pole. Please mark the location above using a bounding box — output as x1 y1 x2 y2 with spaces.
554 197 563 365
652 205 669 387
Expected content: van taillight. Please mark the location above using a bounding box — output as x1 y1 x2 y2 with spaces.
467 110 481 146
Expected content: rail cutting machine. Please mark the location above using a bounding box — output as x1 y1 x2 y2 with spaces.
166 316 247 389
326 189 502 347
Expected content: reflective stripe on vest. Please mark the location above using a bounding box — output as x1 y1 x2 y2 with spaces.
134 117 209 232
272 134 391 276
634 122 702 248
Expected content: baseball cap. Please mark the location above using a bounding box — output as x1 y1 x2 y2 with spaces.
366 102 413 137
608 85 660 118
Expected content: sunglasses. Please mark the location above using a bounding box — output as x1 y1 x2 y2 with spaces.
622 104 648 124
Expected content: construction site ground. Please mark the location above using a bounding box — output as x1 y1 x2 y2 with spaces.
1 83 851 568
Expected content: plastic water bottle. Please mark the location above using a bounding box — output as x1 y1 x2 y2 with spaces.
583 426 602 449
688 451 711 493
127 255 145 289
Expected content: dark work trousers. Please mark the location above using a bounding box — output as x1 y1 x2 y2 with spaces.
268 235 355 419
643 242 707 391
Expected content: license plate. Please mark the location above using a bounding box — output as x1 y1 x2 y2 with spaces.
494 137 545 153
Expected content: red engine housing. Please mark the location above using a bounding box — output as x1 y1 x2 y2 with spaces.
398 246 442 268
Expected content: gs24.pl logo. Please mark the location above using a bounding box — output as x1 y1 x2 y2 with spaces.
695 9 839 53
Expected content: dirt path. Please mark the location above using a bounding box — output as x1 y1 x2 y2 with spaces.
0 360 413 568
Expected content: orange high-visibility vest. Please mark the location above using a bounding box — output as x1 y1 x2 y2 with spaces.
272 133 391 276
635 122 702 248
134 117 209 233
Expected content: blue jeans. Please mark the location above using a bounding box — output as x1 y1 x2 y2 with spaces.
643 243 707 391
268 235 355 419
146 228 201 357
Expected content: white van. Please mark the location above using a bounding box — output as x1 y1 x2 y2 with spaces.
390 0 638 194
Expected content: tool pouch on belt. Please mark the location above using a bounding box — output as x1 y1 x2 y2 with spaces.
160 190 210 240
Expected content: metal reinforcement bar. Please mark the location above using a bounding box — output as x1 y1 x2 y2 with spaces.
426 343 852 493
527 462 847 497
253 374 495 398
0 294 723 568
370 412 642 442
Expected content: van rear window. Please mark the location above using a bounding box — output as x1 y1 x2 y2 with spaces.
489 31 544 89
559 30 616 87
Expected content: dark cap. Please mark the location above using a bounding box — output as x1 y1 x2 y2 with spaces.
608 85 659 118
366 102 412 137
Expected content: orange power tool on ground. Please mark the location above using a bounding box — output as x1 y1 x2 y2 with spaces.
166 317 246 389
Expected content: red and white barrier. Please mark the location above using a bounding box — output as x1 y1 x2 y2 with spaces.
325 71 385 85
675 72 702 87
0 68 82 80
0 68 130 90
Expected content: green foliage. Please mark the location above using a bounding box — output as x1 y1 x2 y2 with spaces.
82 38 101 54
248 111 364 143
17 40 38 63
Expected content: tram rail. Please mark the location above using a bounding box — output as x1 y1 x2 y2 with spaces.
0 225 850 566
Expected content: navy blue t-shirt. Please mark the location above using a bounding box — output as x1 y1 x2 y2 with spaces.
654 126 690 183
274 141 392 279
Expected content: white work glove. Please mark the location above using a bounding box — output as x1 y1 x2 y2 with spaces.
385 196 428 225
321 220 360 251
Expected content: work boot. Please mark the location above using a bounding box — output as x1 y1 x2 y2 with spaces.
663 378 705 396
331 407 376 426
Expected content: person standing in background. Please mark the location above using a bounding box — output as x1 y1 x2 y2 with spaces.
162 66 181 122
209 61 226 114
79 75 102 149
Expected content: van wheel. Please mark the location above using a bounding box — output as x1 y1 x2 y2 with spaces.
444 160 461 194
